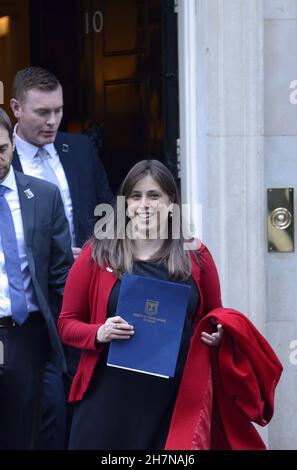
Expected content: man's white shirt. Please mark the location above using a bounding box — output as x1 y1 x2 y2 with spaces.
14 127 76 245
0 167 39 318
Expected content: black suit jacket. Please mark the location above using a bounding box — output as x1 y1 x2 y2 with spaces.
15 170 73 370
13 132 113 247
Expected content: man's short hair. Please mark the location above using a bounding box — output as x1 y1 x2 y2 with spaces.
11 67 61 102
0 107 13 141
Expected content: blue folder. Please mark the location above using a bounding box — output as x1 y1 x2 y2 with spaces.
107 273 191 378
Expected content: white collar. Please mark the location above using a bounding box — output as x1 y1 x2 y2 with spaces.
14 124 56 161
0 166 17 192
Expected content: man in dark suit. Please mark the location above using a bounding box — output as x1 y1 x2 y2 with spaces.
10 66 113 449
0 107 73 449
10 67 113 255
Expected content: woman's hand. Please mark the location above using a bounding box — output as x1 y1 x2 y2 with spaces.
96 316 134 343
200 320 224 347
72 247 82 260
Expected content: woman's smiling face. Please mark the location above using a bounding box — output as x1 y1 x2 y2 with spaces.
127 174 172 238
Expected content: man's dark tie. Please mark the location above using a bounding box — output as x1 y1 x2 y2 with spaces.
0 184 28 325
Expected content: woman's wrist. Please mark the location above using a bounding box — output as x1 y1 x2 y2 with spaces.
95 325 105 344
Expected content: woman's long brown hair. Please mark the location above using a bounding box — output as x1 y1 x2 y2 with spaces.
90 160 196 280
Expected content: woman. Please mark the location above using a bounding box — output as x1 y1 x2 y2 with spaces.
58 160 282 450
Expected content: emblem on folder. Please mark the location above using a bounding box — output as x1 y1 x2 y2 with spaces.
24 188 34 199
145 300 159 315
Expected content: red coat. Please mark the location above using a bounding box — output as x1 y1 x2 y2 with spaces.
58 243 282 450
165 309 282 450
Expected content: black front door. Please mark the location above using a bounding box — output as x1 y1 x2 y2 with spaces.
29 0 179 192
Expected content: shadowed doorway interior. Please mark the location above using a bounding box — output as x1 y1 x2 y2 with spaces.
0 0 179 192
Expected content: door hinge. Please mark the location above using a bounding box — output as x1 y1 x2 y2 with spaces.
176 138 181 178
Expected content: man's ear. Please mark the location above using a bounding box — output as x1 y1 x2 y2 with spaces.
10 98 21 119
12 135 15 152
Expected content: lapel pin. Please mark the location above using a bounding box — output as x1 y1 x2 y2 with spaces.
24 188 34 199
62 144 69 152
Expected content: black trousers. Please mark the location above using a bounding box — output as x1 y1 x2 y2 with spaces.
0 315 50 450
37 361 67 450
37 346 81 450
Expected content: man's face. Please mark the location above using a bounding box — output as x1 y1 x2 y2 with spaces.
0 125 13 182
10 85 63 147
